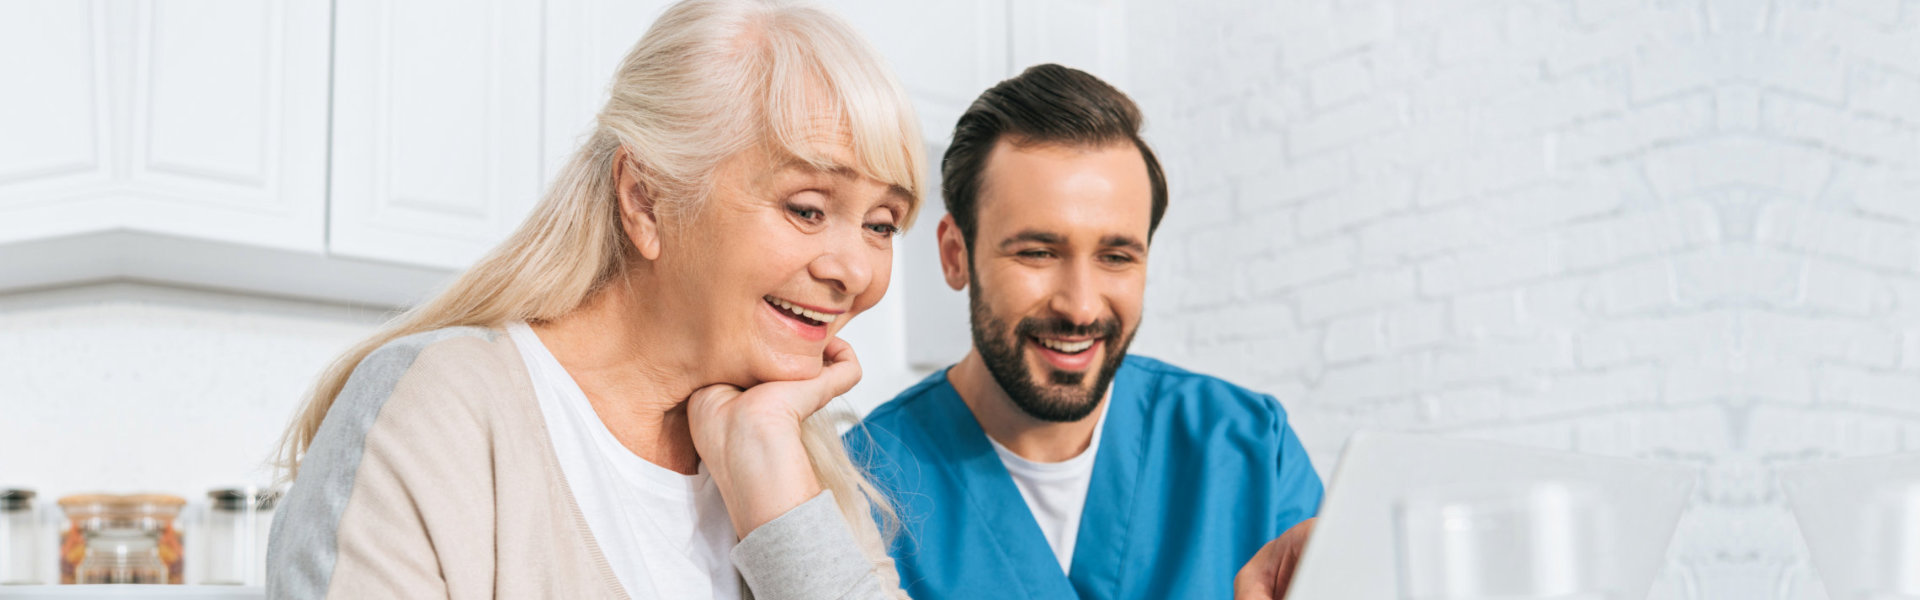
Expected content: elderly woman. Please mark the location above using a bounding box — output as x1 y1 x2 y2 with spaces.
265 1 922 598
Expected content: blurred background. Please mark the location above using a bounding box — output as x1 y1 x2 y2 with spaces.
4 0 1920 596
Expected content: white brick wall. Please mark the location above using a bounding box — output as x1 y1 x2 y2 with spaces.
1123 0 1920 597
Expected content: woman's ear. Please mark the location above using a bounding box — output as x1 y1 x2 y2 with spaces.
937 215 970 291
614 148 663 261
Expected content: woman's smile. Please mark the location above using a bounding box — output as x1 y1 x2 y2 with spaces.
762 294 843 342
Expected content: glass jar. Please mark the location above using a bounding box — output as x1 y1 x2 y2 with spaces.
58 494 186 585
1394 481 1614 600
1 489 38 584
201 487 278 585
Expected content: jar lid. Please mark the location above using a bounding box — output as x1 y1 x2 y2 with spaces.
1 489 31 510
58 493 187 519
207 488 281 511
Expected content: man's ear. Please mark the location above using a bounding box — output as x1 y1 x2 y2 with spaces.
613 148 662 261
937 215 970 291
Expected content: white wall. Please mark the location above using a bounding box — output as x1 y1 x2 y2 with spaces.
0 283 385 501
1120 1 1920 598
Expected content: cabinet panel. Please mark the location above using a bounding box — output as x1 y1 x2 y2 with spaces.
0 2 102 191
1009 0 1129 89
0 1 114 242
0 0 329 253
143 1 273 186
541 0 669 182
329 0 544 270
825 0 1008 143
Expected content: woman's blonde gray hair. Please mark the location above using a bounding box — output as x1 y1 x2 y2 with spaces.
276 0 922 569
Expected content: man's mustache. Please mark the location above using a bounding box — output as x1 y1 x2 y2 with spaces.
1013 316 1120 341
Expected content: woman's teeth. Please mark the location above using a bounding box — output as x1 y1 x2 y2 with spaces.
1038 337 1095 353
767 296 837 325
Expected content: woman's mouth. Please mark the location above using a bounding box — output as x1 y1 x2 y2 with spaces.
765 295 836 326
764 296 840 342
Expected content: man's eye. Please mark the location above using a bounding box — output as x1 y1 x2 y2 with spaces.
1102 254 1136 264
1018 249 1054 259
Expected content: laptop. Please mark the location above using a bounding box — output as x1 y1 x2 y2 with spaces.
1284 431 1698 600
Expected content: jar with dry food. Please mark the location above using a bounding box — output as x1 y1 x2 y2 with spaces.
57 494 186 584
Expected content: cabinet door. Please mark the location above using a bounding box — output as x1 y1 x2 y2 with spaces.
0 0 330 252
1010 0 1129 89
541 0 670 182
328 0 544 271
822 0 1009 144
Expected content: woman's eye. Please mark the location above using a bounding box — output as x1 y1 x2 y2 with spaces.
788 204 825 221
866 223 900 236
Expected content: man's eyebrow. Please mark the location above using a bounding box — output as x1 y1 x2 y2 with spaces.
999 230 1065 249
1100 235 1148 254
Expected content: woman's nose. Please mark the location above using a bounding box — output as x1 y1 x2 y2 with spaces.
807 228 874 297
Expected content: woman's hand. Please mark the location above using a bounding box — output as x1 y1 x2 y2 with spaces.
1234 518 1317 600
687 337 863 538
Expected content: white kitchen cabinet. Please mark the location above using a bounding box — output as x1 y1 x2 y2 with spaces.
539 0 1011 176
0 0 330 252
1010 0 1129 90
540 0 672 182
824 0 1009 144
0 0 434 308
0 0 1126 313
326 0 546 271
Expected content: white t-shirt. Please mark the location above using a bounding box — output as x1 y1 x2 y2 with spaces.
985 406 1111 575
507 322 742 600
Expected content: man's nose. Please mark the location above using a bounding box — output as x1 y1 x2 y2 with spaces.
1048 259 1103 328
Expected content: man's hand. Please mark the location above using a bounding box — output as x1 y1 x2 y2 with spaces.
1233 518 1317 600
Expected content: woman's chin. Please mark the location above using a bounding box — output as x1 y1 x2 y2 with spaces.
746 352 828 384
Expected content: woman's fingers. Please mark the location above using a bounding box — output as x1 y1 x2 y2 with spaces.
688 383 743 409
803 337 863 413
1232 539 1280 600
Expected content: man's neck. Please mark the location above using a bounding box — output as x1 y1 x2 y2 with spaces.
948 350 1108 463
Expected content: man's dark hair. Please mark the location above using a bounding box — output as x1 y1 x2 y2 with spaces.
941 64 1169 250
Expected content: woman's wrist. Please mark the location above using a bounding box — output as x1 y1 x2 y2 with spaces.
706 418 825 537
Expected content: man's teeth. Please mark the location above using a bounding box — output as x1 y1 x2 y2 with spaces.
1038 338 1095 353
767 296 837 324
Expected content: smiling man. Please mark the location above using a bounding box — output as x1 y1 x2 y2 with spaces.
845 64 1323 600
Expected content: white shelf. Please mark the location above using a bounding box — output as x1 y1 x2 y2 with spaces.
0 230 457 309
0 587 262 600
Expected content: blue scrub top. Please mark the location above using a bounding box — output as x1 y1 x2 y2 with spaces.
846 355 1323 599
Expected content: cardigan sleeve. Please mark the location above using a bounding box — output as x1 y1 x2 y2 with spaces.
730 490 909 600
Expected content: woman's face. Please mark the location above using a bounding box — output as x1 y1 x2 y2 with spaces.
650 131 910 386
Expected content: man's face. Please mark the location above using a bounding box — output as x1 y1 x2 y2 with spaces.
946 139 1154 422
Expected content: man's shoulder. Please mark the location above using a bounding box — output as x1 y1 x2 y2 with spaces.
1121 354 1287 416
861 368 953 426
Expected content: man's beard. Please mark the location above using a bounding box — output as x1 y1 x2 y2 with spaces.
969 274 1133 423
